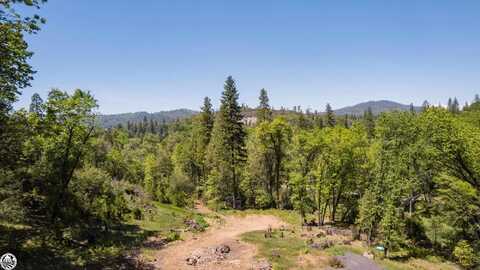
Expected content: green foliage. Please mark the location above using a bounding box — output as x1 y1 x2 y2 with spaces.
3 18 480 267
453 240 477 269
243 117 292 208
71 166 129 228
325 103 336 127
256 88 273 123
206 76 247 208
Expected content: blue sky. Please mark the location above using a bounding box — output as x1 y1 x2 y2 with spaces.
16 0 480 114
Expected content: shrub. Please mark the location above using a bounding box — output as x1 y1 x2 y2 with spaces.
193 215 209 231
166 230 181 242
453 240 477 269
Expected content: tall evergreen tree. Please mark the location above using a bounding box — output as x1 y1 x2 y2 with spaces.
343 114 349 128
29 92 44 115
207 76 247 208
325 103 336 127
452 98 460 114
422 100 430 111
474 94 480 103
193 96 215 190
256 88 273 123
199 96 214 144
364 107 375 139
409 103 415 114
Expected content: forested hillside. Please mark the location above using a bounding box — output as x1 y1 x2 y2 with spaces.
1 1 480 269
334 100 421 115
98 109 198 128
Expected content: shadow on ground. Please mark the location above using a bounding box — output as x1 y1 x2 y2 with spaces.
0 223 158 270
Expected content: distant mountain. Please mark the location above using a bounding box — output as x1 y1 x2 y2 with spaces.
97 109 198 128
334 100 420 115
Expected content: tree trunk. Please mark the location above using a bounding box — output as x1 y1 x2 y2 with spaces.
317 184 321 226
275 156 281 208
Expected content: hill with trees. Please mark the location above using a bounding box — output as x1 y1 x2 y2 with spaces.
97 109 198 128
2 2 480 269
334 100 421 115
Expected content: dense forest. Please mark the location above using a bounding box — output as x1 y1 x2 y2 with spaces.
1 1 480 269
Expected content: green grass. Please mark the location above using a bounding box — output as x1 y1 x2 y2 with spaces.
377 257 460 270
324 244 365 256
1 202 208 269
233 209 461 270
131 202 206 233
241 229 314 270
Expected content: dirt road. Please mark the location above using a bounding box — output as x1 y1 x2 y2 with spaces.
154 204 284 270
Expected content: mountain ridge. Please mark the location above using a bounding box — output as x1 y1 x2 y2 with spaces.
97 109 198 128
97 100 419 128
334 100 420 115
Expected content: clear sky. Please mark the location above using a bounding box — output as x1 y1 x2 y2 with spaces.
16 0 480 114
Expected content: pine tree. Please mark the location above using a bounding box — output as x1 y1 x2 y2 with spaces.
144 154 157 198
194 96 215 189
474 94 480 103
364 107 375 139
452 98 460 114
422 100 430 111
447 98 453 112
256 88 272 123
29 92 44 116
207 76 247 208
142 116 148 134
409 103 415 114
343 114 349 128
200 97 214 145
149 118 155 133
325 103 336 127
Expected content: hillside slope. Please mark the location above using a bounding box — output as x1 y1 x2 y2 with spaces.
97 109 198 128
334 100 419 115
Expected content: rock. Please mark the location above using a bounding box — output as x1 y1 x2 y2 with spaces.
310 239 333 249
253 259 272 270
186 256 199 265
316 232 325 238
271 250 281 258
215 244 231 254
184 219 202 231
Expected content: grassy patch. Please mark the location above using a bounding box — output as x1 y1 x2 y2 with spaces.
377 257 460 270
1 202 207 269
325 244 365 256
233 209 461 270
131 202 207 233
241 229 324 270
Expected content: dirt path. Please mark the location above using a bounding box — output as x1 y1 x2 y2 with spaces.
154 203 284 270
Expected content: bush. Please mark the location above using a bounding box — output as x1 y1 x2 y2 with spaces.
453 240 477 269
167 173 194 207
166 230 181 242
194 215 209 231
71 166 129 227
255 190 273 209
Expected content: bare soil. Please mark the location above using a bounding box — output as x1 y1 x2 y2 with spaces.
154 203 285 270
